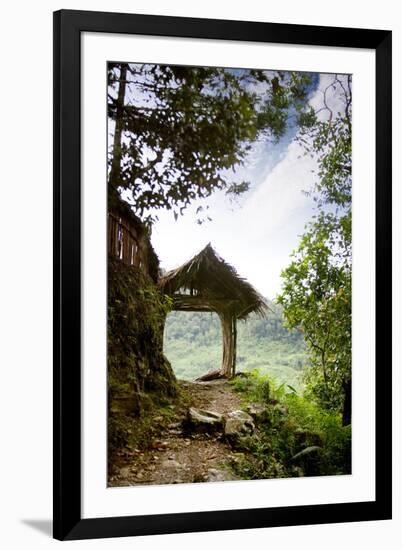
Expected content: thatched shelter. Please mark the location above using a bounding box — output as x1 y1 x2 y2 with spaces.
159 244 268 378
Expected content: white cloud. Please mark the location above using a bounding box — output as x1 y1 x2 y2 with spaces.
151 72 343 299
309 73 350 121
152 139 316 298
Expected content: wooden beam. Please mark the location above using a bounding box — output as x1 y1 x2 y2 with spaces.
172 294 240 314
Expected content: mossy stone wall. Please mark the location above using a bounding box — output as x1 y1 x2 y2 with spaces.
108 257 177 453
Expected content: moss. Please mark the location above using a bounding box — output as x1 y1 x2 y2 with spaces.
108 257 177 462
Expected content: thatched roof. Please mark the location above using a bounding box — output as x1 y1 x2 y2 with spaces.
158 244 268 319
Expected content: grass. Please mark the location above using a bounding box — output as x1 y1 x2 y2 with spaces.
229 370 351 479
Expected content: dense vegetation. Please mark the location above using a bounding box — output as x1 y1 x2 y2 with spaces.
229 370 351 479
164 303 307 388
278 75 352 425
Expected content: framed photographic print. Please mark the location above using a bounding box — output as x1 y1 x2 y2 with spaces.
53 9 392 541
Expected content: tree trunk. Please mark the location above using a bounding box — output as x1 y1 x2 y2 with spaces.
219 311 236 378
342 379 352 426
109 63 128 188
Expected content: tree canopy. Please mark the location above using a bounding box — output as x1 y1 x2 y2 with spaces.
108 63 314 223
278 74 352 425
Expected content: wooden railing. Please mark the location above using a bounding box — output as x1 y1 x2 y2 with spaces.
108 210 159 282
108 211 141 267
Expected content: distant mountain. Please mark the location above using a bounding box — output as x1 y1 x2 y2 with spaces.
163 301 308 388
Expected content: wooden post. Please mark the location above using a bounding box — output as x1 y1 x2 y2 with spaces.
169 295 243 380
232 317 237 377
219 311 236 378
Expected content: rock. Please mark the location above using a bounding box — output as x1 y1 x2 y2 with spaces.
168 429 182 436
205 468 237 482
232 410 254 422
187 408 224 432
168 422 181 429
246 402 268 421
224 410 255 438
161 459 182 469
119 466 131 478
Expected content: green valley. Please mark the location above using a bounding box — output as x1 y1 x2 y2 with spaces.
163 302 308 389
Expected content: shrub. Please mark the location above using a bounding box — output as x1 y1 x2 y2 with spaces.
230 369 351 479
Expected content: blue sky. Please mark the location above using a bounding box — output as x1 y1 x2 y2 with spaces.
113 69 349 299
149 75 332 299
151 129 316 299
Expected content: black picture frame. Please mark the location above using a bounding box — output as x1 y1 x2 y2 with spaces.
53 9 392 541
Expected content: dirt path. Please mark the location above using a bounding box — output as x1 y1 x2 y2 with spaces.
109 380 245 486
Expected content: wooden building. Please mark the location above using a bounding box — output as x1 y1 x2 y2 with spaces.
108 199 159 282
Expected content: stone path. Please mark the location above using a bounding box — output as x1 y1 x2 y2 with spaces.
109 379 247 486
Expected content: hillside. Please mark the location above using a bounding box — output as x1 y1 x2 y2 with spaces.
164 302 307 389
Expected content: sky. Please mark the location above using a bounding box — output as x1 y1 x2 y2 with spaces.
111 69 349 300
150 72 348 299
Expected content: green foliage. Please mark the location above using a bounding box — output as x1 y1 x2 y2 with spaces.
230 370 351 479
298 76 352 208
278 212 351 412
232 369 278 404
163 305 307 387
278 75 352 422
108 63 314 223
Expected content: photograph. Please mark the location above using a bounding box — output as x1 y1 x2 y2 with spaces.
107 61 352 488
0 0 395 544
